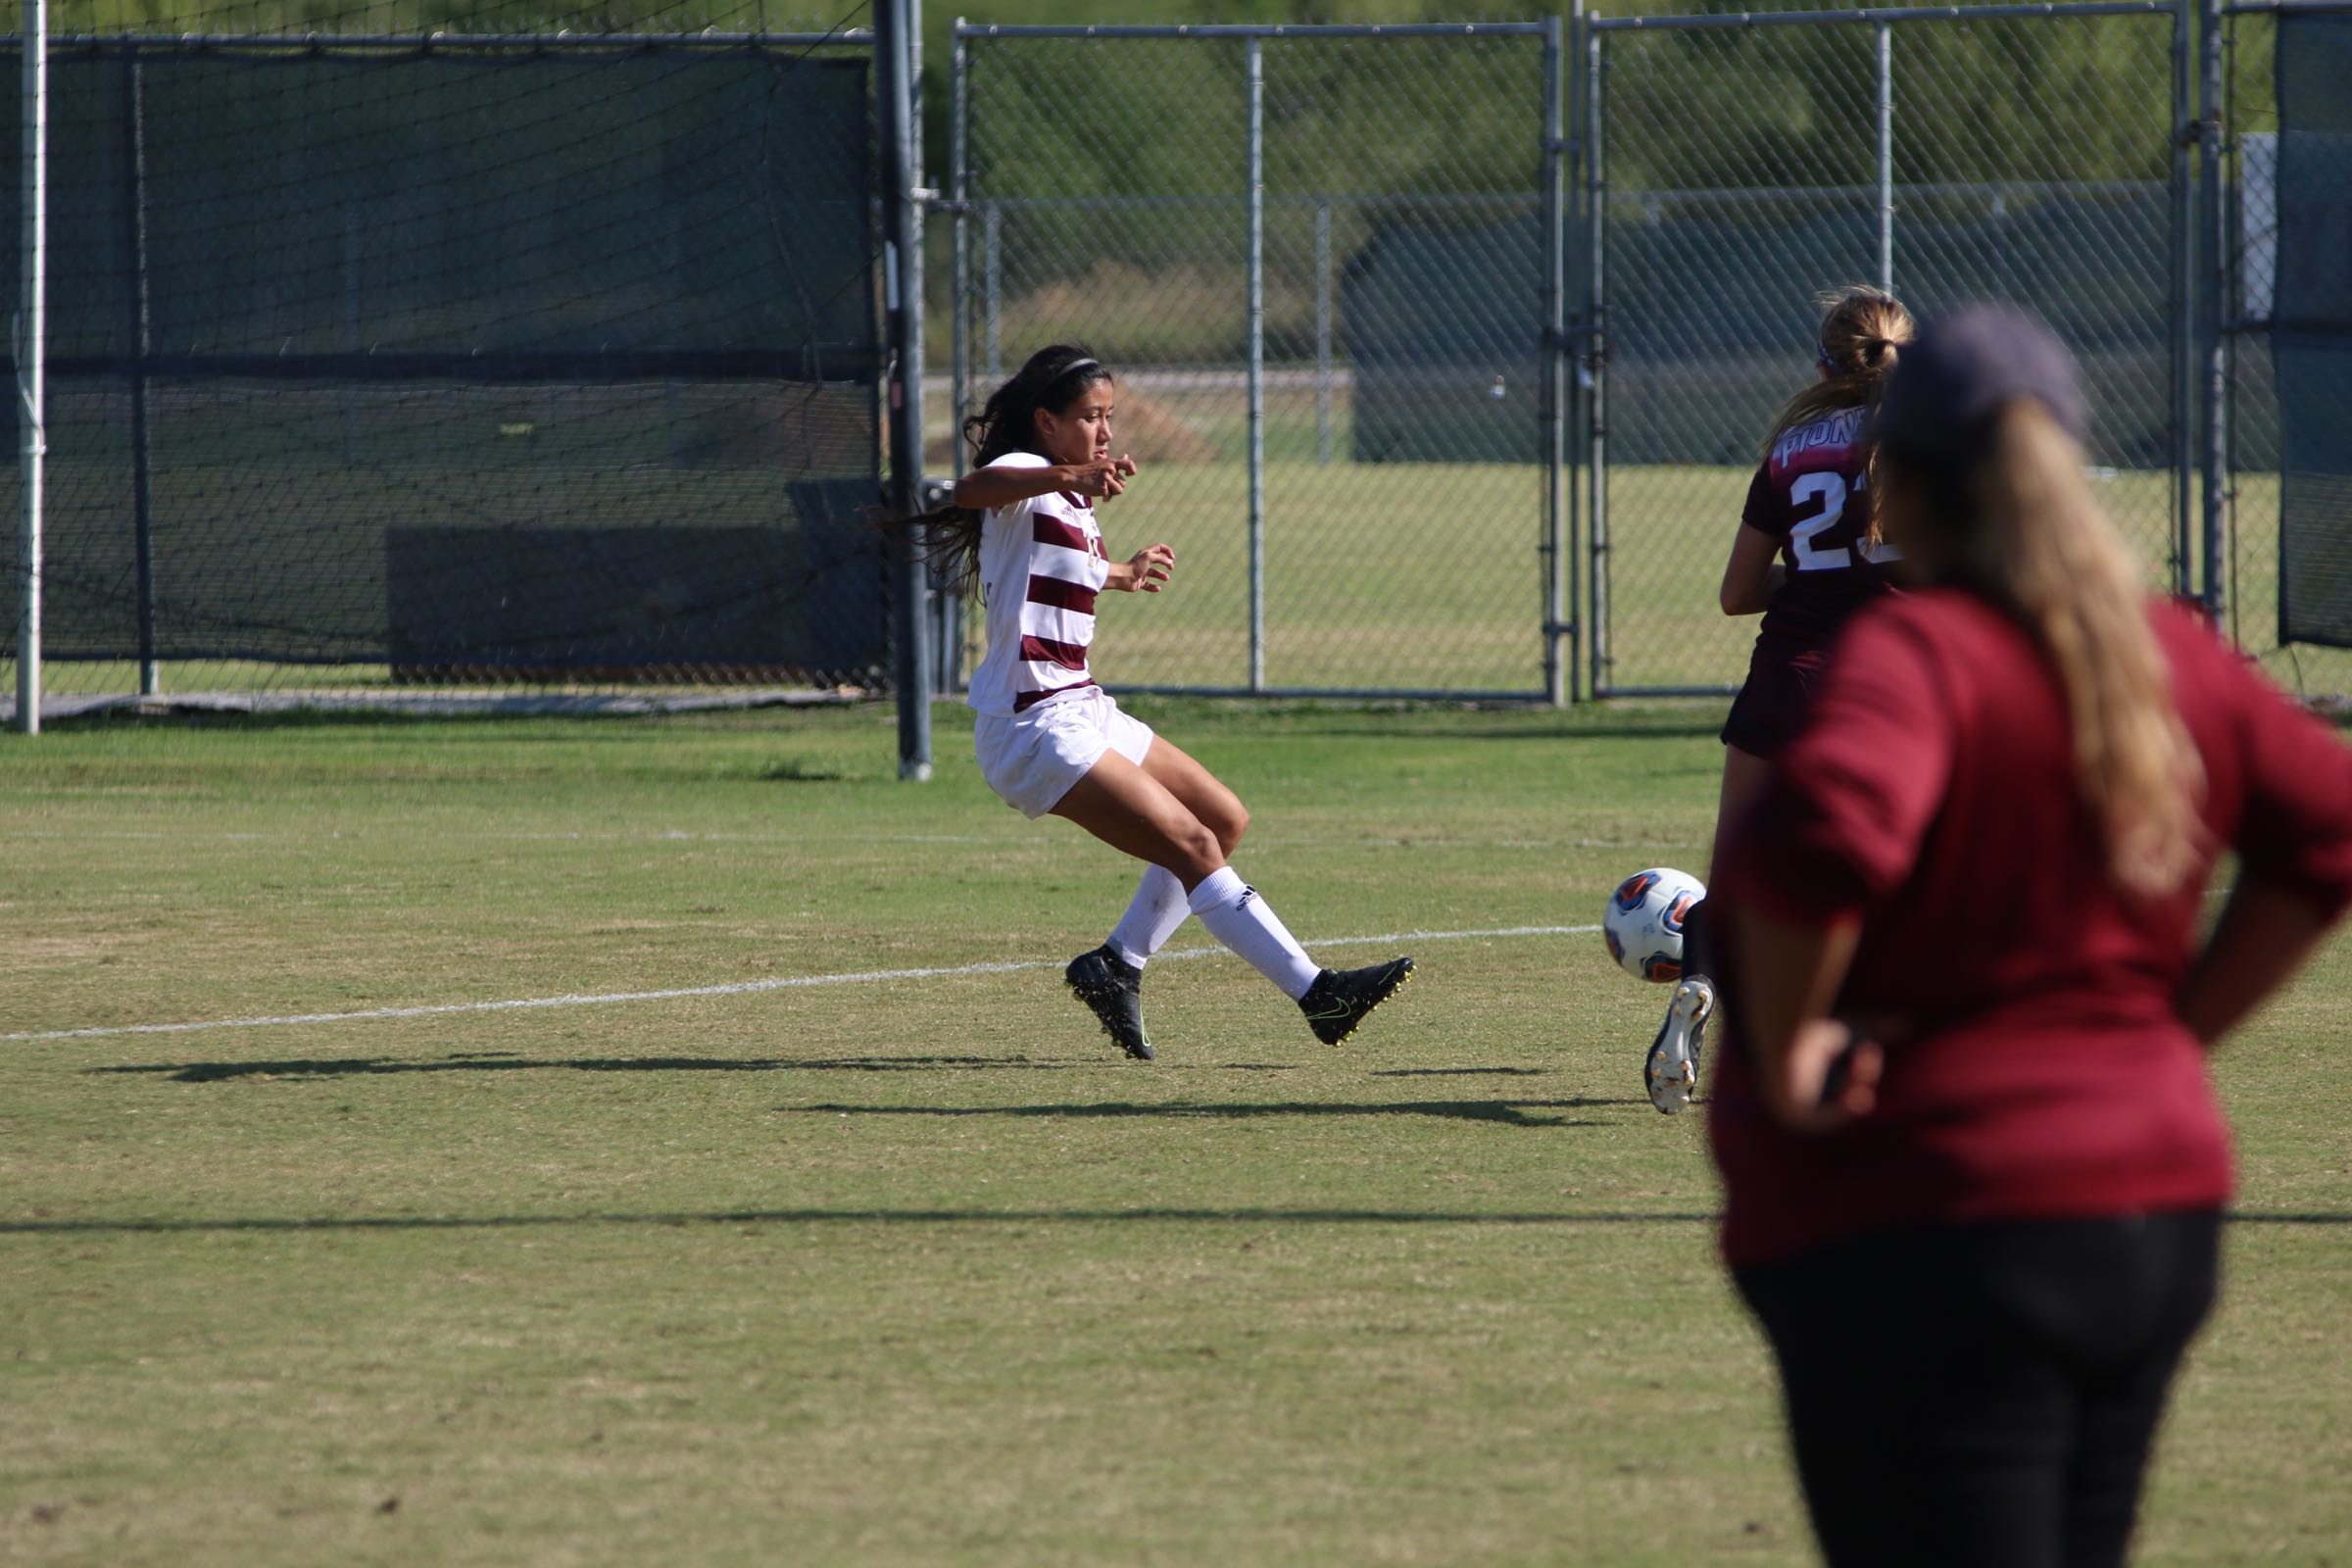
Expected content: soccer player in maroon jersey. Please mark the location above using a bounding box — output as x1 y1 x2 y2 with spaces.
915 346 1413 1059
1645 285 1916 1113
1709 304 2352 1568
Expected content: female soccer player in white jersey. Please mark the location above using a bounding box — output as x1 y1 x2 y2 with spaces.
919 344 1413 1060
1643 286 1915 1114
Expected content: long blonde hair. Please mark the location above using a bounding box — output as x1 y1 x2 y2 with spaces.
1886 400 2206 898
1761 285 1916 546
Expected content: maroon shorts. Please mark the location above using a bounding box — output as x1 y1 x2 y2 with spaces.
1720 636 1833 760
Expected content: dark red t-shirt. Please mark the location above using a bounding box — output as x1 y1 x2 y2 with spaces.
1741 406 1905 651
1709 591 2352 1267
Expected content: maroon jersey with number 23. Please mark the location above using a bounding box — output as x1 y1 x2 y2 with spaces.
1742 405 1904 652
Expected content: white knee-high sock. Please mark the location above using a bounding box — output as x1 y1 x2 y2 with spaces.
1187 865 1320 1001
1107 864 1190 969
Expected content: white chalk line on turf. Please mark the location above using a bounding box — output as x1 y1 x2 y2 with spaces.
6 923 1601 1044
2 828 1697 852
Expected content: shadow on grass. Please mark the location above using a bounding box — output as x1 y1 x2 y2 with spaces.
1305 719 1731 744
1371 1066 1552 1078
33 701 846 735
5 1210 2340 1240
783 1099 1614 1127
89 1053 1304 1082
0 1205 1722 1237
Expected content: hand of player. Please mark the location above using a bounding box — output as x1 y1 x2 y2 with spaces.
1068 454 1138 499
1761 1017 1883 1134
1120 543 1175 593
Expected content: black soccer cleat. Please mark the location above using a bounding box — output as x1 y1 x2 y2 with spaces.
1065 944 1153 1060
1298 956 1416 1046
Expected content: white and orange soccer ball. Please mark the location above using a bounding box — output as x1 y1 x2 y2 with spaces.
1602 866 1705 983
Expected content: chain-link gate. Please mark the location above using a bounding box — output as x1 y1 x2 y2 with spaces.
949 23 1568 702
1583 0 2195 698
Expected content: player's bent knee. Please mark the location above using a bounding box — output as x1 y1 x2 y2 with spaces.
1163 818 1226 883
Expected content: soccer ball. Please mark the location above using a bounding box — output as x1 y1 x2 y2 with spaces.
1602 866 1706 983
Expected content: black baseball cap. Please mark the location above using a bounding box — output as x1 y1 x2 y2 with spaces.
1872 303 2089 465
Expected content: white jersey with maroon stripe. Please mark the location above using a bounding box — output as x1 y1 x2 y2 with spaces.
965 451 1112 718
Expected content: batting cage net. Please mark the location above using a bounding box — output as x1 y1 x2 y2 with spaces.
3 13 881 716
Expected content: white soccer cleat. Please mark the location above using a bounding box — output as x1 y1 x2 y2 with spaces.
1645 975 1715 1115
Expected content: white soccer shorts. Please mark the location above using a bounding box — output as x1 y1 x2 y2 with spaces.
973 686 1154 818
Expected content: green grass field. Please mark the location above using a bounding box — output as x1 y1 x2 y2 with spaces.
5 700 2350 1565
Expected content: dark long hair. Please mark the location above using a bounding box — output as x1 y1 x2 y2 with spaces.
911 344 1115 595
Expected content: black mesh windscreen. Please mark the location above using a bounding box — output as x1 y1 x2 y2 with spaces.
3 42 882 681
2275 13 2352 650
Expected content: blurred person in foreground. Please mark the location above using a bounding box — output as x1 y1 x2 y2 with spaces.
1707 303 2352 1568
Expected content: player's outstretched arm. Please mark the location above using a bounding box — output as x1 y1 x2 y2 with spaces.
1106 543 1175 594
953 454 1136 512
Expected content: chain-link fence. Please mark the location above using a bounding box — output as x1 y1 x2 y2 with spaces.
1586 1 2192 695
9 4 2349 720
949 23 1569 701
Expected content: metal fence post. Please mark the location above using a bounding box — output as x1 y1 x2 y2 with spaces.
1246 34 1265 692
983 201 1001 384
1314 197 1332 466
2171 0 2195 596
1876 22 1894 293
952 25 969 482
948 24 971 690
15 0 46 734
1566 0 1584 704
1585 27 1610 700
2197 0 2226 618
1543 15 1567 708
123 47 159 696
878 0 933 779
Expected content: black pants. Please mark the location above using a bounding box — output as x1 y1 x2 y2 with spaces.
1734 1210 2222 1568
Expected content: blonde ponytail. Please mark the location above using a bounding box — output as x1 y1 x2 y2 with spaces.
1759 285 1917 547
1953 403 2206 897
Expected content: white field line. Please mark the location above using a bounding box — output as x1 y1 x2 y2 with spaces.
6 923 1601 1044
1 829 1699 852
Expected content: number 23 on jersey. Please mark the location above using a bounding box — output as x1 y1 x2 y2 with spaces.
1788 471 1900 571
